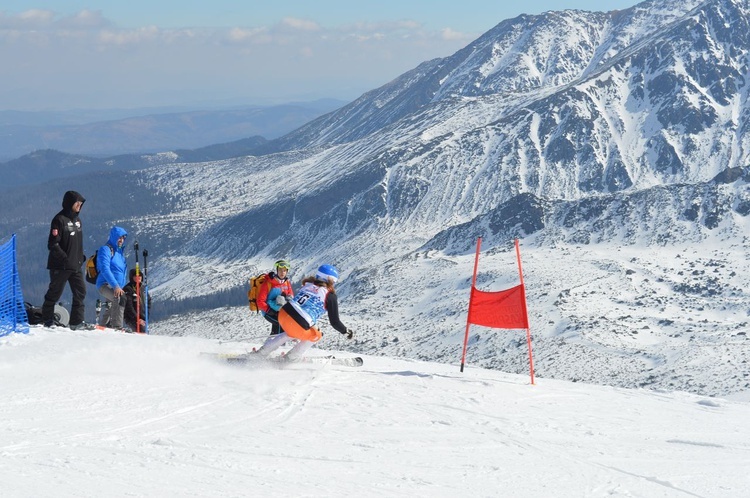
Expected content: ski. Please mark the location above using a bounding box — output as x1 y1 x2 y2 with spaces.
95 324 145 334
201 352 363 367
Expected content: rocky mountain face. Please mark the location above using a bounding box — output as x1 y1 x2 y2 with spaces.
5 0 750 396
145 0 750 259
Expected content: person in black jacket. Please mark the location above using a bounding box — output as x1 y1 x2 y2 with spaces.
41 190 93 330
123 268 151 332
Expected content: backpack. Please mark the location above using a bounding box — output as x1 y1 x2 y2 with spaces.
247 273 271 312
24 302 44 325
85 244 114 285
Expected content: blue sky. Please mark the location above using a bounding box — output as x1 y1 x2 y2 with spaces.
0 1 639 111
1 1 638 31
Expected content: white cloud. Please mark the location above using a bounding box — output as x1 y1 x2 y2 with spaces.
0 9 110 30
18 9 52 23
279 17 320 31
0 9 477 109
0 9 54 28
98 26 160 46
57 9 111 29
226 26 270 44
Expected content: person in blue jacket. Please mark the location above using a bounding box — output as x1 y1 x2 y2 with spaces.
96 226 128 329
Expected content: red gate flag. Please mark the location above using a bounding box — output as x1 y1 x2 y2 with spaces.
468 284 528 329
460 237 535 384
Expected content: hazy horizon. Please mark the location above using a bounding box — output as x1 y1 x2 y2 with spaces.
1 0 639 111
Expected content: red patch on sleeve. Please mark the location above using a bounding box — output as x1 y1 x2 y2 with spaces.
51 228 58 237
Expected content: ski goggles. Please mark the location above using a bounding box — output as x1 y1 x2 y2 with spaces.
274 260 291 270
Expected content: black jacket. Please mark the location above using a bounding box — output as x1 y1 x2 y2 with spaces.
46 191 86 271
324 291 348 335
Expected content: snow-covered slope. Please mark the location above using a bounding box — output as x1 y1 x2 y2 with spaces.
152 237 750 398
113 0 750 399
1 327 748 497
4 0 750 399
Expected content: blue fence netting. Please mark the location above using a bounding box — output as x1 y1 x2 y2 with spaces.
0 234 29 336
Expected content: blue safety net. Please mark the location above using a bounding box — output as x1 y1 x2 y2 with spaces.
0 234 29 336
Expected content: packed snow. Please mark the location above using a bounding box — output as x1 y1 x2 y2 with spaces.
1 326 748 497
3 2 750 494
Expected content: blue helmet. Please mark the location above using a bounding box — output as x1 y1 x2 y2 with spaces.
316 264 339 283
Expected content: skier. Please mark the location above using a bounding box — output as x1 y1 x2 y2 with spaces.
256 259 294 336
254 264 354 361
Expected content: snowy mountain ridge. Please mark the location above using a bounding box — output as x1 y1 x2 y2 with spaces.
4 0 750 398
139 0 750 397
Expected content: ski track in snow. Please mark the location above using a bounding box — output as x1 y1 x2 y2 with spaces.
1 327 749 497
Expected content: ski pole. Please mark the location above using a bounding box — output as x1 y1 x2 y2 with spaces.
143 248 149 334
134 240 141 333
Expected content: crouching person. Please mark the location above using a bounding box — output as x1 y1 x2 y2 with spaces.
123 268 151 332
255 264 354 361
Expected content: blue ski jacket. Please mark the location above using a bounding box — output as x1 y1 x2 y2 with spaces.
96 226 128 290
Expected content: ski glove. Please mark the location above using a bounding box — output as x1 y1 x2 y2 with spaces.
344 328 354 340
275 295 287 307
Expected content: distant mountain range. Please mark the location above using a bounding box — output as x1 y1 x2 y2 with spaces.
3 0 749 397
0 99 346 161
0 137 272 191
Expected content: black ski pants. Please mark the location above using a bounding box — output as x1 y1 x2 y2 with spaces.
42 269 86 325
263 309 284 336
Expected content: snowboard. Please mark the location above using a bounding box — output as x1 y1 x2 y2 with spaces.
53 304 69 326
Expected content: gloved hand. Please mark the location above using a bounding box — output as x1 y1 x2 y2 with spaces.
275 295 287 307
344 328 354 340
